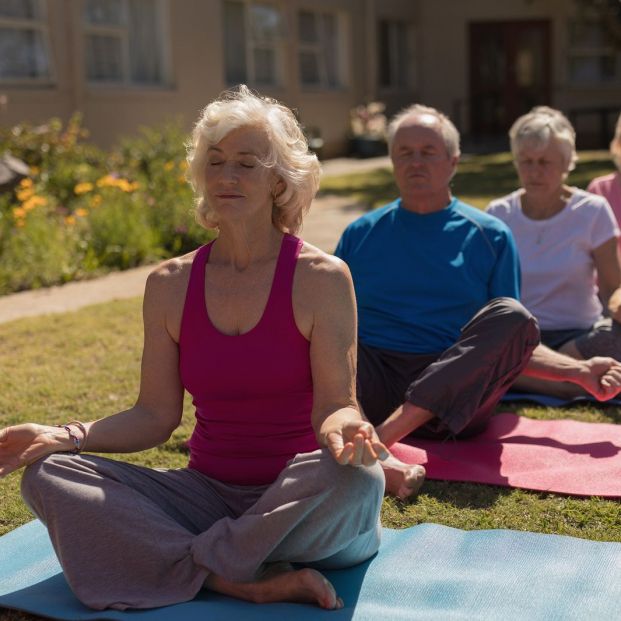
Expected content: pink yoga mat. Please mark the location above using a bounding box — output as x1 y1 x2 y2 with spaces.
391 413 621 497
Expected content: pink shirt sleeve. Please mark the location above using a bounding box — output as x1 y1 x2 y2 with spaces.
587 173 621 229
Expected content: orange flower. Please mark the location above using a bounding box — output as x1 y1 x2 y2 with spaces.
75 208 88 217
12 206 26 218
17 188 34 202
116 179 132 192
64 215 76 226
74 182 94 195
22 195 47 211
96 174 117 188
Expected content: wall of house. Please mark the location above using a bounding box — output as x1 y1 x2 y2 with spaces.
0 1 76 127
81 0 226 146
417 0 558 134
1 0 617 155
0 0 377 157
416 0 620 146
0 0 228 147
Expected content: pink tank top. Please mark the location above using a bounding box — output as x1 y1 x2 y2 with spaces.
179 233 318 485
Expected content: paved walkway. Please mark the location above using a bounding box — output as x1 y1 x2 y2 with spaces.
0 156 392 325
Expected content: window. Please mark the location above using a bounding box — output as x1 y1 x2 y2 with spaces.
378 19 409 90
298 9 344 89
0 0 52 83
83 0 169 86
223 0 284 87
567 19 620 85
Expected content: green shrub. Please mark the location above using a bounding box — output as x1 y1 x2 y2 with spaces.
0 116 214 294
85 188 160 270
0 203 83 294
116 121 212 254
0 114 107 207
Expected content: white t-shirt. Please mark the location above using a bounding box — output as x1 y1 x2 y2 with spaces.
486 189 619 330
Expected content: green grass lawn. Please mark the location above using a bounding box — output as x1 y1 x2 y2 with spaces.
1 152 620 620
319 149 617 210
1 298 620 544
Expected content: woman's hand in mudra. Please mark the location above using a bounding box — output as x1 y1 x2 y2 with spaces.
0 423 67 477
320 411 389 467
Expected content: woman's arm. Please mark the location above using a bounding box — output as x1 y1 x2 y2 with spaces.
0 263 187 476
301 252 387 466
592 236 621 322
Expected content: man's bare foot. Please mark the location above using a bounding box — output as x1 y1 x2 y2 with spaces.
205 565 343 610
381 454 426 500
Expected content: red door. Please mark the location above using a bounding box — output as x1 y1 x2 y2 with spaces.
469 20 551 137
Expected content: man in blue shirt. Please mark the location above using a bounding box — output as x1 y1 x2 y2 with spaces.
335 104 621 498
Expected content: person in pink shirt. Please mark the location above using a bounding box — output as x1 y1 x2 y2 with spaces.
588 112 621 237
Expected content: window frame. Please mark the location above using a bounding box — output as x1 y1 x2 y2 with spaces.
223 0 285 89
0 0 55 86
297 7 347 91
566 17 620 87
83 0 171 88
377 18 415 93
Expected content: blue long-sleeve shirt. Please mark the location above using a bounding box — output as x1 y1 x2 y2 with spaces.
335 197 521 354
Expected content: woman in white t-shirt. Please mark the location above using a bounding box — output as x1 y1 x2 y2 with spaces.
487 106 621 396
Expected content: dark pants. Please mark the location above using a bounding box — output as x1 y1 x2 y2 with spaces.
357 298 540 439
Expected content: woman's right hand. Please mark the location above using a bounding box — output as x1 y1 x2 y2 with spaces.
0 423 73 477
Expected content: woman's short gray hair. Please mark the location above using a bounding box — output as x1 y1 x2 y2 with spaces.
187 85 321 234
610 111 621 170
387 103 461 158
509 106 578 171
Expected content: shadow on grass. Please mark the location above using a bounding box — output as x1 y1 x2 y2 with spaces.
318 153 617 213
453 158 518 199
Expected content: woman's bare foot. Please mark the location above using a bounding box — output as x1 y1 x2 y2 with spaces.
381 454 426 500
205 565 343 610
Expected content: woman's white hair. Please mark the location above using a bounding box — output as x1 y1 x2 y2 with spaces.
187 85 321 234
509 106 577 171
610 111 621 170
387 103 461 158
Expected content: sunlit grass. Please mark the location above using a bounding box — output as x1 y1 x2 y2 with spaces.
319 150 618 212
2 150 620 619
0 298 619 545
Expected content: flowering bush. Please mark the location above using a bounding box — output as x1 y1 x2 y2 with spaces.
0 117 211 294
349 102 388 140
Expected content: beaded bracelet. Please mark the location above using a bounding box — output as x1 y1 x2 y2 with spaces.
56 420 87 454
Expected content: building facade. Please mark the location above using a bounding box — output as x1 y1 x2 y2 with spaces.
0 0 619 156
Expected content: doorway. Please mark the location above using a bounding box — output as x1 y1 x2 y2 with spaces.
469 20 551 140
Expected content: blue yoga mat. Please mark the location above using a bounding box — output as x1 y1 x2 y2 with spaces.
1 520 620 620
501 391 621 408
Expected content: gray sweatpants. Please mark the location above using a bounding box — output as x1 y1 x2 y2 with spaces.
357 297 540 438
21 448 384 611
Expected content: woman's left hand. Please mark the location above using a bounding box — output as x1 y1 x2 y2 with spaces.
320 411 389 466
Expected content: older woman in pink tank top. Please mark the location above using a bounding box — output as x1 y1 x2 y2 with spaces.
0 88 399 611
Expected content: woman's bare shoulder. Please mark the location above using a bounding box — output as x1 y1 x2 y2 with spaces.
295 241 353 295
142 250 202 341
146 250 199 295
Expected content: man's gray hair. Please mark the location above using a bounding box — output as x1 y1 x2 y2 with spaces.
387 103 461 158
